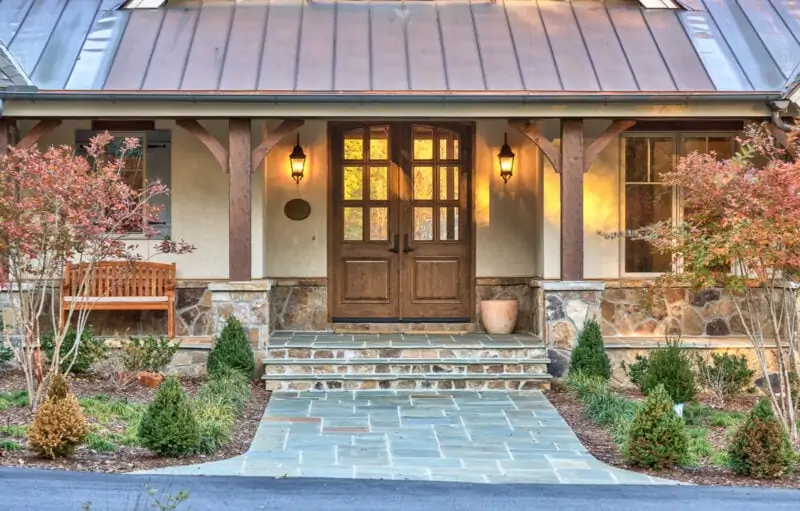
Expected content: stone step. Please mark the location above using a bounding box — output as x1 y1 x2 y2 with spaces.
261 373 552 392
262 358 550 376
331 323 479 334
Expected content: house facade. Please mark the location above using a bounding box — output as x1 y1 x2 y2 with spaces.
1 0 799 386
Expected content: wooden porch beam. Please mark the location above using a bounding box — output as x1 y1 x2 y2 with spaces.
228 118 252 282
584 120 636 171
15 119 61 150
766 124 798 158
176 119 229 173
508 119 561 172
561 119 585 281
251 119 304 172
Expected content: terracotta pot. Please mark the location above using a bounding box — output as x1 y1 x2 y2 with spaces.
137 371 164 389
480 299 519 334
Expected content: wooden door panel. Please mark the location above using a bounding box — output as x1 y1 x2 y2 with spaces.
342 259 392 302
411 258 461 301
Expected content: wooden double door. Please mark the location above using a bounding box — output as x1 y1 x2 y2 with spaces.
329 122 473 322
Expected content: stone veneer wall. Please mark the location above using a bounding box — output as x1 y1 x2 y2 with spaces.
600 283 750 339
209 281 270 349
269 279 328 331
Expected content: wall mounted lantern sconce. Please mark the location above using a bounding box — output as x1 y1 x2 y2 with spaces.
289 133 307 184
497 132 515 183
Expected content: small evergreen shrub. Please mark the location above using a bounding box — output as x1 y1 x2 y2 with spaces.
207 317 255 379
138 376 200 456
121 335 180 374
621 354 650 392
624 384 688 469
642 340 697 404
728 399 795 478
569 319 611 380
695 352 755 407
27 374 90 458
41 328 108 374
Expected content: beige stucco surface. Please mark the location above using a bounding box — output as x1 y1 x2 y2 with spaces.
19 118 628 281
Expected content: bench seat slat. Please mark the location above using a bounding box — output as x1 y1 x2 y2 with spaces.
63 296 169 304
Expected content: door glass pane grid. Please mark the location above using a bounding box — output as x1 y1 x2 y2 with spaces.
410 125 461 242
341 126 392 243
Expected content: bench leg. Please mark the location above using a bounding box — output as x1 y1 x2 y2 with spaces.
168 302 175 339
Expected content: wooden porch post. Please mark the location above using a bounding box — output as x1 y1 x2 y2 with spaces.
560 119 584 281
228 118 252 282
0 119 9 153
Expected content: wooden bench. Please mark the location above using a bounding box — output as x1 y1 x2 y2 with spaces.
60 261 177 338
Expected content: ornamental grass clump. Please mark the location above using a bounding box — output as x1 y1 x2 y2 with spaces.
569 318 611 380
207 317 256 380
138 376 200 456
625 384 688 470
727 399 795 478
27 374 89 458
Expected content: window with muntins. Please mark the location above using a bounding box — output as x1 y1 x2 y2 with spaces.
622 133 735 275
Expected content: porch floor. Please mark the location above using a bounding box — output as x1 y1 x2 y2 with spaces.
268 332 544 349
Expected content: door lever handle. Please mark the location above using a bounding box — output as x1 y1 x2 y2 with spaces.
389 234 400 253
403 233 415 253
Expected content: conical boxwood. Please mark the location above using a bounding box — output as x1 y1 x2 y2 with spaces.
138 376 200 456
569 318 612 380
624 384 688 469
728 399 795 478
206 316 256 379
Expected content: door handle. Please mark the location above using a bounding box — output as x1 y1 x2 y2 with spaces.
403 233 415 253
389 234 400 253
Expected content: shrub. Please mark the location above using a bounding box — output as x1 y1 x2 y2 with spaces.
567 372 639 445
27 374 90 458
695 352 755 407
194 394 237 455
566 372 606 401
569 319 611 380
624 384 688 469
121 335 180 374
728 399 795 478
621 354 650 392
138 376 200 456
642 340 697 404
207 317 255 379
40 328 108 374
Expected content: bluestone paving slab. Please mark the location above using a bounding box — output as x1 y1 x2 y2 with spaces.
137 389 680 485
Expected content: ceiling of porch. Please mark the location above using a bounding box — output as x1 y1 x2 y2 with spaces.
0 0 798 95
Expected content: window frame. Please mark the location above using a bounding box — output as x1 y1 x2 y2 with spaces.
619 130 738 278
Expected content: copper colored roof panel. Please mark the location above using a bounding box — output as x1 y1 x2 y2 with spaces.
1 0 799 95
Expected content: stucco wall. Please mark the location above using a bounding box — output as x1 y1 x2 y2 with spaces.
20 119 265 280
539 120 620 280
20 119 542 280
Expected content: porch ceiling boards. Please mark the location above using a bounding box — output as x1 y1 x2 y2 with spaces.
0 0 798 96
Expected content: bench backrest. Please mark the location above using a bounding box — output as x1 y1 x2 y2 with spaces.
63 262 176 298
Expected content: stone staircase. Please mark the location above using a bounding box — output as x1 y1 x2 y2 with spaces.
262 332 551 391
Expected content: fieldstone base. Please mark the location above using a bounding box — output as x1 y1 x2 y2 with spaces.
535 281 605 350
209 281 271 349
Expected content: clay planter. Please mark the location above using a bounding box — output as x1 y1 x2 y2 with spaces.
137 371 164 389
480 299 519 334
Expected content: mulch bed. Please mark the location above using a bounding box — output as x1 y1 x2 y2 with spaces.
0 368 270 473
545 383 800 488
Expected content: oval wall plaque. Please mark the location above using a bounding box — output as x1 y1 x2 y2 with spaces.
284 198 311 221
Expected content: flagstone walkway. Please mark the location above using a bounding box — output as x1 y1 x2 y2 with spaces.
140 390 676 484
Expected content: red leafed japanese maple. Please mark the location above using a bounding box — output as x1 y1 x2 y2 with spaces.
636 122 800 440
0 132 194 410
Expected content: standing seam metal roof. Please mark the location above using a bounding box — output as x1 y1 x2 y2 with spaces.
0 0 798 94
